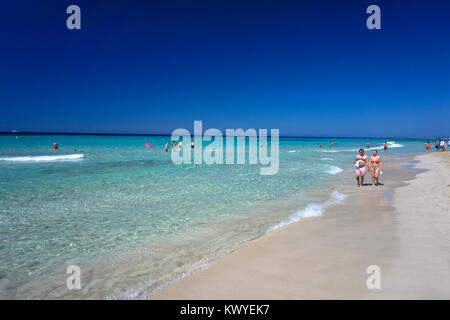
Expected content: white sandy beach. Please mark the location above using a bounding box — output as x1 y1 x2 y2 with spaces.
151 152 450 299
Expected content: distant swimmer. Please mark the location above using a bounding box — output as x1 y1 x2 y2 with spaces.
369 150 382 186
366 141 370 149
425 141 430 152
383 141 388 152
165 142 169 152
355 148 368 187
53 141 58 150
191 141 195 148
329 142 334 148
319 143 322 148
145 141 152 149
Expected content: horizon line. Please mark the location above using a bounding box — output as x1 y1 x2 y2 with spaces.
0 131 444 140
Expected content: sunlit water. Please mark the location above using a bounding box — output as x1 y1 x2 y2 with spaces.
0 134 428 298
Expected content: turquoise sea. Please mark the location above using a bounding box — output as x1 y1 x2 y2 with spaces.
0 134 428 298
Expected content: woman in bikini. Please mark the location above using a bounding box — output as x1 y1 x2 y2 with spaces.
369 149 382 186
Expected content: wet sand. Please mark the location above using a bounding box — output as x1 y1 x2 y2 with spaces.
151 152 450 299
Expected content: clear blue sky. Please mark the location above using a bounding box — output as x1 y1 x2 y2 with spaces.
1 0 449 137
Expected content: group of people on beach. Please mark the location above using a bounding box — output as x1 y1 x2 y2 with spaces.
426 139 449 152
354 148 382 187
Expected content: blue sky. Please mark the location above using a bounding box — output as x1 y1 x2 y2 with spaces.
1 0 449 137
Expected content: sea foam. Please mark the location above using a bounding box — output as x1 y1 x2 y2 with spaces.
266 190 346 233
325 165 343 175
0 154 84 162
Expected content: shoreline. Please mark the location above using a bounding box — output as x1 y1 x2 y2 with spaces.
150 152 450 299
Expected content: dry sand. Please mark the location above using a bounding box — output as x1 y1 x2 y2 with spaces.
151 152 450 299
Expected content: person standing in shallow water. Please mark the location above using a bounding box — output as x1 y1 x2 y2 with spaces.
165 142 169 152
53 141 58 150
355 148 368 187
425 141 430 152
366 141 370 149
383 141 388 152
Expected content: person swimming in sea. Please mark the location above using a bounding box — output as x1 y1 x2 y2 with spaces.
383 141 388 152
329 142 334 148
366 141 370 149
319 143 322 148
369 149 383 186
165 142 169 152
191 141 195 148
53 141 58 150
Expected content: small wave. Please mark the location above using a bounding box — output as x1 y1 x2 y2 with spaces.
320 157 333 161
0 154 84 162
320 150 339 153
370 142 404 150
386 141 404 148
287 150 296 153
325 165 343 175
107 258 216 300
345 141 405 152
267 190 346 233
325 190 347 205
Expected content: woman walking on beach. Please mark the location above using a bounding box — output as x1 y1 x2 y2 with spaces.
369 150 382 186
